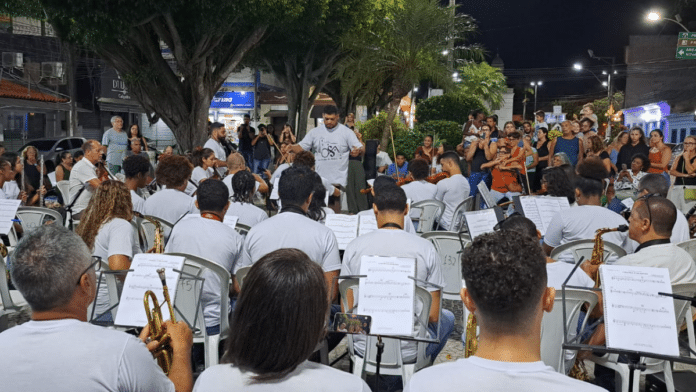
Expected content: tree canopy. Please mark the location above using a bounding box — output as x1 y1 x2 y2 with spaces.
26 0 306 150
454 61 507 110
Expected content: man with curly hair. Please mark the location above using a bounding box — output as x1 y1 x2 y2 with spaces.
144 155 197 224
406 230 604 392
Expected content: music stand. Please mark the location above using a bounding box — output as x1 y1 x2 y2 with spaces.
559 258 696 392
336 273 443 392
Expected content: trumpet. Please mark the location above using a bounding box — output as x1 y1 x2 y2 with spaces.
144 268 177 374
590 225 628 286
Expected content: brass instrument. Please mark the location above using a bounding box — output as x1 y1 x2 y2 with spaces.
144 215 164 253
144 268 177 374
589 225 628 286
464 313 478 358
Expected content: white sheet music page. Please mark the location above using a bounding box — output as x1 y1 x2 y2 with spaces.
114 254 186 328
600 264 679 356
357 256 416 336
477 182 495 208
0 199 21 235
534 196 569 234
358 214 378 237
324 214 359 250
463 209 499 239
270 177 281 200
518 196 544 233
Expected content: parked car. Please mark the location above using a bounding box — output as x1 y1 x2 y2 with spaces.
17 137 86 168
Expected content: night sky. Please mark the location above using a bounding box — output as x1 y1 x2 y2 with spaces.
454 0 683 111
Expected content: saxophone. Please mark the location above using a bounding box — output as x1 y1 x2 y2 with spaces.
589 225 628 286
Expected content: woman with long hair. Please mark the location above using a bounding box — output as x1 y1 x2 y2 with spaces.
648 129 672 180
190 147 216 186
2 152 27 202
607 131 629 165
616 126 649 170
669 135 696 213
585 135 613 176
76 180 138 321
127 124 148 151
415 135 436 163
533 127 550 192
226 170 268 227
193 248 369 391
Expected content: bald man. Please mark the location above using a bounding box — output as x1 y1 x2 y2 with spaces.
223 152 268 197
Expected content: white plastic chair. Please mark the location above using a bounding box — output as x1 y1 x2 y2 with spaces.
88 259 122 323
16 207 63 233
56 180 73 228
339 278 432 386
0 256 27 313
549 239 627 264
676 239 696 262
235 266 251 288
420 232 469 301
540 288 599 374
139 215 174 250
410 200 444 234
166 252 231 369
588 282 696 392
449 196 474 232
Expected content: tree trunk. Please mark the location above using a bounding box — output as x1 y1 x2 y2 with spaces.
381 96 401 157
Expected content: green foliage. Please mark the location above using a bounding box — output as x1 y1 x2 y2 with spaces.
415 93 485 124
455 62 508 110
391 128 426 160
414 121 461 148
358 112 408 142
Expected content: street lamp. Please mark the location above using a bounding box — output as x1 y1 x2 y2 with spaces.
530 81 542 113
646 11 690 32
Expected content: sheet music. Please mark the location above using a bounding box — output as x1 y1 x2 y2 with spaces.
600 265 679 356
0 199 21 235
357 256 416 335
324 214 359 250
270 177 280 200
463 209 499 239
114 254 186 327
621 197 635 210
518 196 569 235
477 182 495 208
180 213 238 230
358 214 378 237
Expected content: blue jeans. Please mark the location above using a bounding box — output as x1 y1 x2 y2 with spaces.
253 157 271 178
241 150 254 169
426 309 455 360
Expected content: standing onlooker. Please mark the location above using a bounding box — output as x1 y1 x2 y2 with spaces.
415 135 437 163
549 120 583 167
522 135 538 192
533 110 548 141
204 122 229 173
580 102 599 130
648 129 671 182
101 115 128 174
251 124 273 179
532 127 550 192
607 131 629 167
669 135 696 214
585 134 613 175
616 126 649 170
237 114 255 168
466 124 492 197
126 124 148 151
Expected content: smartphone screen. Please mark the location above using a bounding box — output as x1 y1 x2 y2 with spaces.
332 313 372 335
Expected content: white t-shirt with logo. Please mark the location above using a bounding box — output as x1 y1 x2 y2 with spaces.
298 123 361 187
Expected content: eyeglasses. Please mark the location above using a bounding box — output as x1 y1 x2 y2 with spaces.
636 193 660 226
76 256 102 285
684 142 696 146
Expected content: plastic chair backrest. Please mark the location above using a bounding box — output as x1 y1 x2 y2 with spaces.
540 289 599 373
339 278 432 367
236 266 252 288
16 207 63 233
165 252 231 339
450 197 474 232
421 231 467 299
411 200 445 234
548 239 627 263
56 181 70 205
140 215 174 250
0 257 19 311
234 223 251 237
676 239 696 262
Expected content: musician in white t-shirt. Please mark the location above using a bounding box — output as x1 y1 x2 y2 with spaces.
435 151 470 230
358 176 417 234
144 155 198 225
405 230 604 392
222 152 267 197
402 158 437 223
123 154 150 215
226 170 268 228
0 225 193 392
236 166 341 300
166 179 244 335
